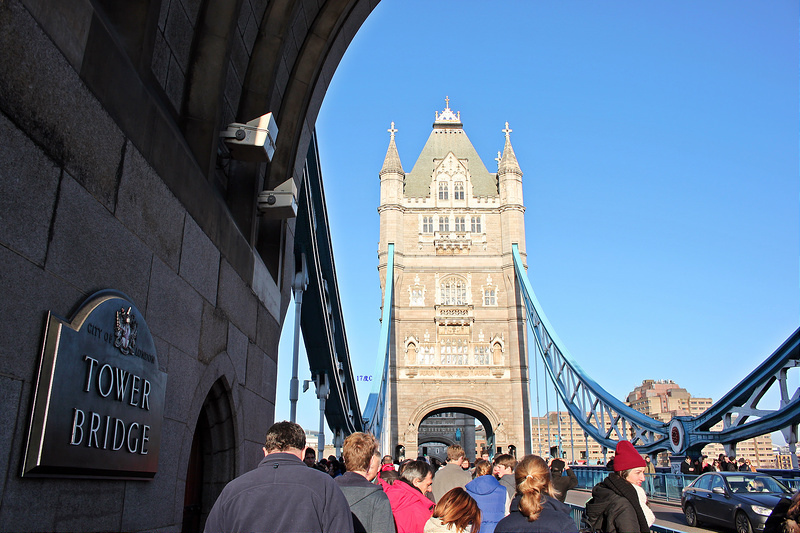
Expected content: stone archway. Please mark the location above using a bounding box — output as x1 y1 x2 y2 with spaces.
403 397 514 461
417 435 455 462
182 378 236 533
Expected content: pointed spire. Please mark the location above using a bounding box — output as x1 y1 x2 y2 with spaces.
380 121 404 176
498 122 522 176
433 96 462 127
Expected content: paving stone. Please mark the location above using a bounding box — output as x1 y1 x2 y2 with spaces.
121 419 183 531
0 0 124 211
164 0 193 72
179 215 220 305
46 173 153 308
0 112 60 266
163 345 203 423
227 322 248 384
198 300 228 364
218 259 257 340
165 54 186 113
0 246 83 383
146 257 204 358
0 376 22 504
117 142 185 271
256 302 280 360
151 31 170 95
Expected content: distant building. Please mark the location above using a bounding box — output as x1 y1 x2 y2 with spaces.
626 380 775 468
531 411 613 465
475 425 487 457
417 412 476 460
305 431 337 461
627 379 712 420
774 450 799 470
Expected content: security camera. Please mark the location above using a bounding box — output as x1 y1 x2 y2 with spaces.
257 178 297 219
220 112 278 162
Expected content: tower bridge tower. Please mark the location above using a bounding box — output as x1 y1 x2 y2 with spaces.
377 100 532 460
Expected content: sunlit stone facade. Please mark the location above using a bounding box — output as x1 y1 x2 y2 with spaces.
377 101 532 459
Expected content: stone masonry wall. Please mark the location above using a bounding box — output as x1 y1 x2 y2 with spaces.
0 1 281 530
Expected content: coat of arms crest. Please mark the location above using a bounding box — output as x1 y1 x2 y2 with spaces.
114 306 138 355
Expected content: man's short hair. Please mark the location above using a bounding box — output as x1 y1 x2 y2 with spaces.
446 444 465 462
342 432 378 472
493 453 517 470
399 460 431 484
264 421 305 452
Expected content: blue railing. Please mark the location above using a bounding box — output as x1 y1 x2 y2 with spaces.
566 503 690 533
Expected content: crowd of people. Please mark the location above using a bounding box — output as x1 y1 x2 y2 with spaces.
203 421 799 533
678 453 759 475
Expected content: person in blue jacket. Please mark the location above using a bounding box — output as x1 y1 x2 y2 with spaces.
466 459 510 533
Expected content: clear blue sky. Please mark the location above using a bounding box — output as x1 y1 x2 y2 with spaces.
276 0 799 445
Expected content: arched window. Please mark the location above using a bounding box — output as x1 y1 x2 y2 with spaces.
483 288 496 306
438 181 449 200
454 182 465 200
440 277 467 305
454 216 466 232
439 216 449 232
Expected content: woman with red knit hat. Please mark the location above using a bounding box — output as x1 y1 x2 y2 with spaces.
582 441 656 533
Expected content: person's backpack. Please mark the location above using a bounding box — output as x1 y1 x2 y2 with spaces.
579 497 597 533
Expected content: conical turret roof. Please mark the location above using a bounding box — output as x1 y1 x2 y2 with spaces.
498 122 522 176
380 122 404 176
405 98 498 197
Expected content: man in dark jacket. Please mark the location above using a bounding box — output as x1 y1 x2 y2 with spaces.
550 458 578 503
204 421 353 533
336 432 396 533
680 456 696 475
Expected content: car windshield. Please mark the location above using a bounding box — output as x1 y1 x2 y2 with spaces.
725 475 792 494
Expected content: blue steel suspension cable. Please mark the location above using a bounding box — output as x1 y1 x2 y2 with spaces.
555 384 562 459
569 411 575 464
545 364 551 457
534 334 543 456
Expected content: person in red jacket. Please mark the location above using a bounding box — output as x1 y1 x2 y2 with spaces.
385 460 435 533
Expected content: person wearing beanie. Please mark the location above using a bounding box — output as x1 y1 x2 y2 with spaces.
582 441 656 533
549 458 578 503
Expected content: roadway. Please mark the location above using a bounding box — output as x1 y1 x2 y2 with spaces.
564 489 715 533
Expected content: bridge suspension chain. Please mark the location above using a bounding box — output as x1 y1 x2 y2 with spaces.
512 243 800 462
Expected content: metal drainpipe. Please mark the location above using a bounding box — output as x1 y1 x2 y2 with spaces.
289 254 308 423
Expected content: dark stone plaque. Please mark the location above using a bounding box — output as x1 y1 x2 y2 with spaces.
22 290 167 479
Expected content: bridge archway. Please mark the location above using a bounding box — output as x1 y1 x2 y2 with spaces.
404 397 515 461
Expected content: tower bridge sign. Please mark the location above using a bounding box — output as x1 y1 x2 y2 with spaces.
22 290 167 479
